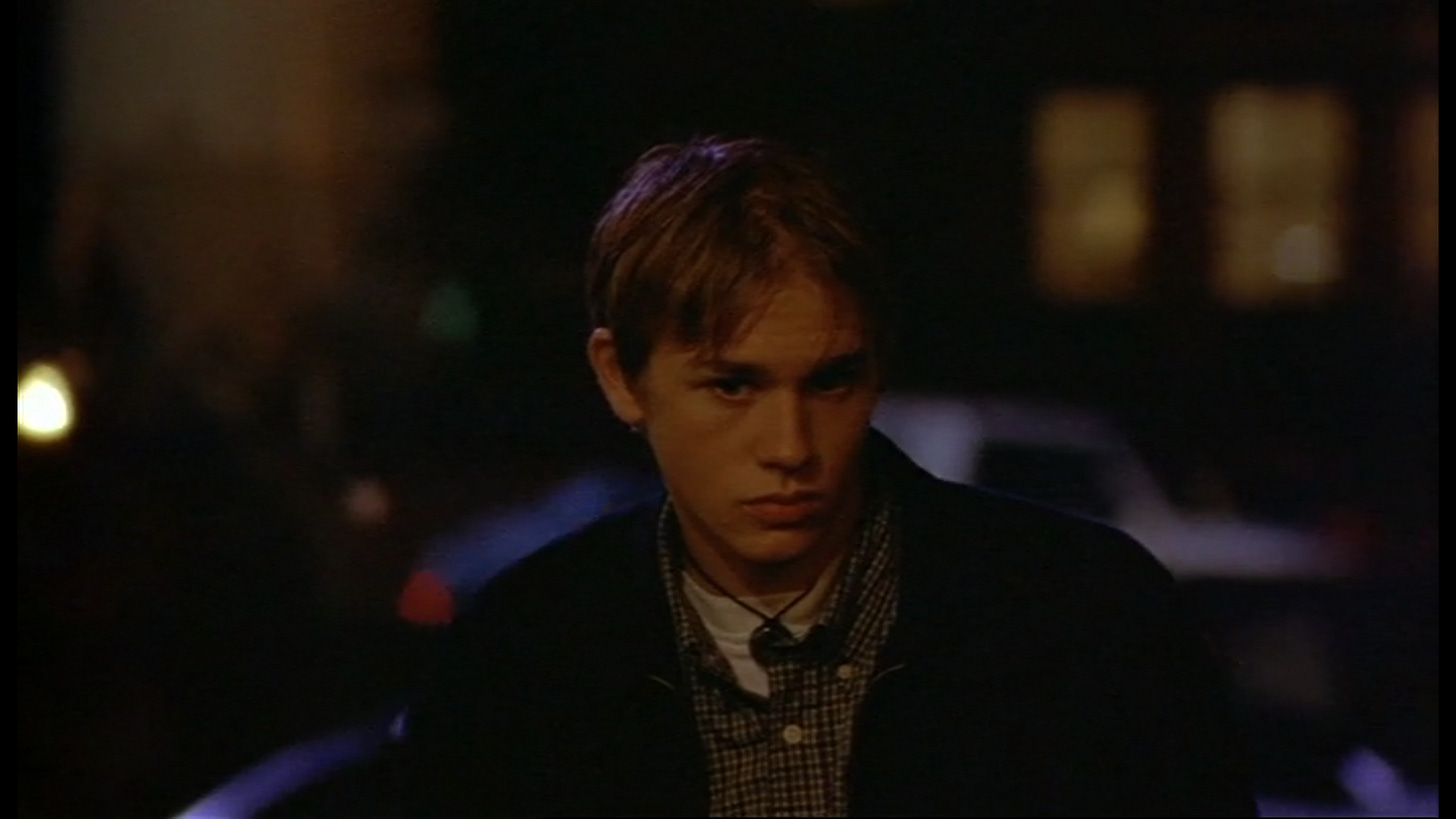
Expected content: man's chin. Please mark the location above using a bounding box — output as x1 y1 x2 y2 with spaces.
731 526 832 568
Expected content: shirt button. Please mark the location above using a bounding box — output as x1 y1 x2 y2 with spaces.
781 724 805 745
836 663 857 680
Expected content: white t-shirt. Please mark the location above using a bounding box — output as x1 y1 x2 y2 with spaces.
681 557 842 697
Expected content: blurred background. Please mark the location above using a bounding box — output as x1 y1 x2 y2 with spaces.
17 1 1437 817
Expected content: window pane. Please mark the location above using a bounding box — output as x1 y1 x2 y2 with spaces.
1209 87 1353 307
1031 90 1152 303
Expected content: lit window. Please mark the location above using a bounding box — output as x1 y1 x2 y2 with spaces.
1209 86 1353 307
1401 92 1438 288
1031 90 1153 303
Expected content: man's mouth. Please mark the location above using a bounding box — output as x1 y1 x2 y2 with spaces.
742 492 824 526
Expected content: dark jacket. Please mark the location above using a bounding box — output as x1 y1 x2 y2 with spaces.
393 435 1258 817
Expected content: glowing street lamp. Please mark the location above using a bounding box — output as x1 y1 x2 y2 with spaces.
17 360 77 444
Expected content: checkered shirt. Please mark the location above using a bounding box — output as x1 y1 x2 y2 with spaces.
655 473 901 817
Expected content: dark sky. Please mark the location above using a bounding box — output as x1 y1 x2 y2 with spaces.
418 0 1006 260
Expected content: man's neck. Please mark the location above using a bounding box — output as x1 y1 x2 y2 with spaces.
683 546 836 599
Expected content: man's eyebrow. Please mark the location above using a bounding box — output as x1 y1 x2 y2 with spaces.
692 358 769 378
813 349 870 372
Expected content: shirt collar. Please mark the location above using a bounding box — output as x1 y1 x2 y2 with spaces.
654 448 900 672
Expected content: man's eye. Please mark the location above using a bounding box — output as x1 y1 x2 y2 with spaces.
807 369 860 394
709 378 753 399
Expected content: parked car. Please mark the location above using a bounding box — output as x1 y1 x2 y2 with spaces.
871 393 1436 812
869 392 1348 580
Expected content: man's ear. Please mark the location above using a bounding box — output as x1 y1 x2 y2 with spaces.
586 328 646 428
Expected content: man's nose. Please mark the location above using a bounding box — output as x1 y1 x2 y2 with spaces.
755 391 814 473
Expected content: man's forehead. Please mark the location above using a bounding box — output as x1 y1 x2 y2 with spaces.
652 265 874 367
681 311 866 368
685 339 868 371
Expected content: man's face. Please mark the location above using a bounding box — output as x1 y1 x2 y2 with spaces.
590 267 880 595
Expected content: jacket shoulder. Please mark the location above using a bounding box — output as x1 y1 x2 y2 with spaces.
903 467 1177 595
450 497 660 627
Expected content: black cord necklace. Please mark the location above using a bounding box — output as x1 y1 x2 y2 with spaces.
683 552 815 656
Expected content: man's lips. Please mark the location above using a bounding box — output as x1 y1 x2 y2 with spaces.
742 492 825 525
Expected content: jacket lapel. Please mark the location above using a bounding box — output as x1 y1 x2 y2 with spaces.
575 496 710 815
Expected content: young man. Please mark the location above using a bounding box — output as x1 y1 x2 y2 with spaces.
394 136 1258 816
